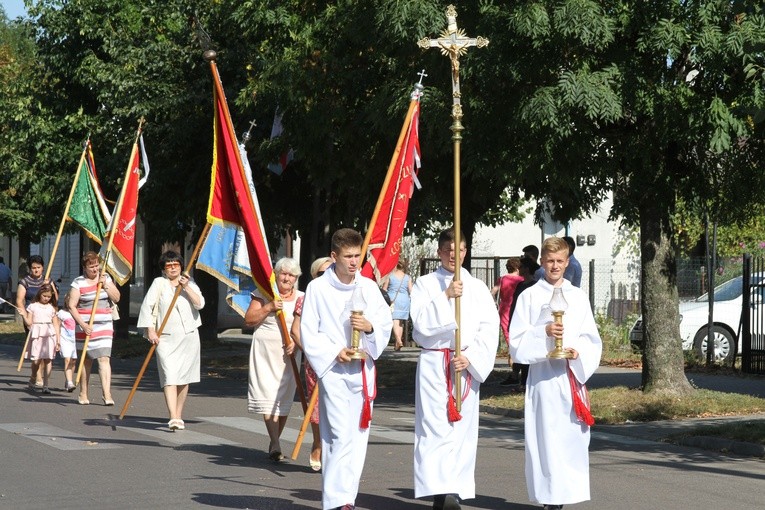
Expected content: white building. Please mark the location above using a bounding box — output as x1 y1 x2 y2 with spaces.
472 193 641 322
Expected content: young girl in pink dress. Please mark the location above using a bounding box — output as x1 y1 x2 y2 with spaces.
24 283 60 394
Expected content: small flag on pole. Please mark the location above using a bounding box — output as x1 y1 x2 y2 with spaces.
0 297 19 311
66 141 111 244
99 135 149 285
266 109 294 176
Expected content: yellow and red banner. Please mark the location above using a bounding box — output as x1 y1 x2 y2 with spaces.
206 80 276 300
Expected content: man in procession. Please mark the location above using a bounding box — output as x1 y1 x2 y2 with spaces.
409 228 500 510
300 228 393 510
509 236 602 509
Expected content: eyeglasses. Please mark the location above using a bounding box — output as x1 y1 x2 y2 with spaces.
164 262 181 269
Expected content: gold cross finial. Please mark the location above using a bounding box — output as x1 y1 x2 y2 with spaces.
417 5 488 125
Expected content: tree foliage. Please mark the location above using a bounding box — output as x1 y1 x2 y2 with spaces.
481 0 765 392
0 12 79 240
5 1 527 264
226 1 528 260
25 0 219 244
3 1 765 390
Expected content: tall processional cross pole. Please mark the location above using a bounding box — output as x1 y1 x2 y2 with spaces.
418 5 488 412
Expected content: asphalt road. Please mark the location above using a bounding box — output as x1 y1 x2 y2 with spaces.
1 341 764 510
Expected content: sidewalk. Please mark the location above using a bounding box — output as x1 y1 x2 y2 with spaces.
369 342 765 458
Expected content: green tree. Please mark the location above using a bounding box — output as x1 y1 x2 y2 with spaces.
27 0 218 242
228 1 528 265
13 1 528 274
481 0 765 392
0 11 79 248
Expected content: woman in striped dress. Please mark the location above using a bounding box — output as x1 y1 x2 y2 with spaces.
67 251 121 405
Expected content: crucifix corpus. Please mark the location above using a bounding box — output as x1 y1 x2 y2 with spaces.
418 5 488 413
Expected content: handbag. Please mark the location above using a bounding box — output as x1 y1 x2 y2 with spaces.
109 299 120 320
380 286 393 309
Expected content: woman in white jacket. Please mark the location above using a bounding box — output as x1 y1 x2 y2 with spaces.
138 251 205 430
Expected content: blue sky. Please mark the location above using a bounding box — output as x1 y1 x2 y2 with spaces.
2 0 27 19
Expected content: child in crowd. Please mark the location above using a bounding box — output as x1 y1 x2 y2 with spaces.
24 283 60 394
57 291 77 392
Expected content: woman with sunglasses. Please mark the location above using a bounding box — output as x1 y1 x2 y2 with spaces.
137 251 205 430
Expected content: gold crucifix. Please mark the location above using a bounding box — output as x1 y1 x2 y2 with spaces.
417 4 489 134
417 5 488 414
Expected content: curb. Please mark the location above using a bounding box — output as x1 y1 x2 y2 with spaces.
479 403 765 459
480 404 523 419
679 435 765 458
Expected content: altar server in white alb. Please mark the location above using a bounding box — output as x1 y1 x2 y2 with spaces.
410 228 499 510
509 236 602 510
300 228 393 510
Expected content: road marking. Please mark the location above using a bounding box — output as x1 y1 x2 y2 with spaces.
368 423 414 444
106 418 239 446
0 422 121 450
199 416 299 443
200 415 416 445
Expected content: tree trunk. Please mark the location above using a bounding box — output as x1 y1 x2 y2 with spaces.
639 201 693 394
298 188 331 290
17 231 31 279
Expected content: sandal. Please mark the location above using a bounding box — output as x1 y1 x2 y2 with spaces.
168 419 185 431
309 453 322 471
269 450 285 462
394 341 403 351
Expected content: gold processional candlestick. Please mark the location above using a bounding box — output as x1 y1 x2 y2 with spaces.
418 4 489 412
350 286 367 361
547 287 573 359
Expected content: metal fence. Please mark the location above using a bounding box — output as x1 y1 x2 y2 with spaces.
418 255 741 325
741 254 765 374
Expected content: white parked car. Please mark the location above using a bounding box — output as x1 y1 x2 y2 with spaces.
629 275 764 364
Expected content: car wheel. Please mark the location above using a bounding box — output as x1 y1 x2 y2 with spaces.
693 326 735 364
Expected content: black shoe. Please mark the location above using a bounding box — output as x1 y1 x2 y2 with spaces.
444 494 461 510
543 505 563 510
434 494 461 510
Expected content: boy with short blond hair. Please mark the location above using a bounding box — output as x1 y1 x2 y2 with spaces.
509 236 602 509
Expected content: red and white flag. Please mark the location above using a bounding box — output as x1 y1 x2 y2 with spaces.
361 90 422 282
99 134 149 285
